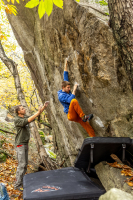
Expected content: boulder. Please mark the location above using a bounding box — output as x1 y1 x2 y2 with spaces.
95 161 133 195
0 107 7 121
0 107 15 133
5 0 133 165
99 188 133 200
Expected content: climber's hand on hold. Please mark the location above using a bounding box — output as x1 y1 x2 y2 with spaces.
44 101 49 108
74 84 79 90
72 84 78 95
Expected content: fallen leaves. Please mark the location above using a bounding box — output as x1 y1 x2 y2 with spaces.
0 160 23 199
107 161 133 188
125 177 133 187
0 135 22 199
0 156 22 199
0 134 37 200
107 162 131 170
107 162 123 169
121 169 133 177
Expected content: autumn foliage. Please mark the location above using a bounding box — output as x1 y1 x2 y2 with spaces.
0 134 36 200
1 0 80 19
0 135 22 199
107 162 133 188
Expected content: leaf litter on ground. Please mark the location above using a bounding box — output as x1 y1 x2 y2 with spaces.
107 161 133 188
0 134 35 200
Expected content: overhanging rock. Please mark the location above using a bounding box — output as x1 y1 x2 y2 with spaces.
5 0 133 165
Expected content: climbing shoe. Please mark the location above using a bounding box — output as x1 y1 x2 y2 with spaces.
82 114 93 122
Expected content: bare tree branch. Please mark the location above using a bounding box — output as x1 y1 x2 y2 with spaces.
0 40 57 170
0 128 16 135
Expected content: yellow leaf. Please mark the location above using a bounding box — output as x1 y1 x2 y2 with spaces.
5 5 12 14
6 4 17 15
53 0 63 9
25 0 39 8
44 0 53 16
11 0 14 4
4 35 7 40
38 0 45 19
127 182 133 187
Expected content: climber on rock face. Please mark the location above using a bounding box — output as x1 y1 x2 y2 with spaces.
57 58 96 137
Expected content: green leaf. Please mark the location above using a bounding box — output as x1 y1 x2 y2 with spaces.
105 12 109 16
38 0 45 19
44 0 53 16
53 0 63 9
25 0 39 9
99 0 108 6
48 150 56 159
45 148 56 159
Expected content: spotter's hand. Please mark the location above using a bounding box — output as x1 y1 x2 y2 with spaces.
38 105 42 114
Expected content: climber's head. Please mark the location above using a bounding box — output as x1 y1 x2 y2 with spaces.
62 81 71 93
15 105 26 116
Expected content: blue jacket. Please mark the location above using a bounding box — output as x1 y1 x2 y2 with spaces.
58 71 75 114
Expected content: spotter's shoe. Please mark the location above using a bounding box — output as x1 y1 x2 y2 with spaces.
14 185 23 192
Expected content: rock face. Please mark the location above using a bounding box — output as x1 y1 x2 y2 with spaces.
99 188 133 200
95 162 133 195
0 107 8 121
5 0 133 165
0 106 15 133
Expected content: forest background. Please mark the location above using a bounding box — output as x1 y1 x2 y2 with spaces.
1 0 133 199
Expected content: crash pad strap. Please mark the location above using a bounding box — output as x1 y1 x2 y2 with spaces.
122 144 126 162
87 143 94 173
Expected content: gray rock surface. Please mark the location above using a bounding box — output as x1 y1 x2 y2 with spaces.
99 188 133 200
95 162 133 195
45 135 53 143
0 107 15 133
5 0 133 165
0 107 7 121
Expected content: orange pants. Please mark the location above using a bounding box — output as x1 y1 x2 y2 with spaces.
67 99 95 137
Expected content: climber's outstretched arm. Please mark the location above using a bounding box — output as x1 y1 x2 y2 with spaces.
63 58 69 81
64 58 68 71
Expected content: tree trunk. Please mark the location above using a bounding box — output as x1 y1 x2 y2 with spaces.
0 40 57 170
108 0 133 89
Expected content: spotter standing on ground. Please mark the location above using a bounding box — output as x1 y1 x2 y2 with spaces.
14 102 49 191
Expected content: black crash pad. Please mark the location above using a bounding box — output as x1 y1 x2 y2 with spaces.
23 137 133 200
75 137 133 171
23 167 105 200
